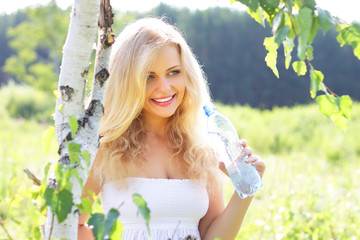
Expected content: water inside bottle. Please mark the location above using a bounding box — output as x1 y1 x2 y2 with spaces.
227 158 263 198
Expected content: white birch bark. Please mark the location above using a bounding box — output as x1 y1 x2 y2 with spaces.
43 0 114 238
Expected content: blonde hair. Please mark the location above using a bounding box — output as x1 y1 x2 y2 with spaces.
97 18 221 191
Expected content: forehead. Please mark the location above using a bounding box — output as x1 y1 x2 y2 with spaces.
149 44 181 72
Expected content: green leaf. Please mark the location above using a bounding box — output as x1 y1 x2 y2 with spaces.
264 37 279 78
132 193 151 235
237 0 259 12
81 150 92 168
88 213 105 240
331 112 349 132
337 23 360 47
42 126 55 154
56 189 74 223
285 0 293 12
33 225 41 239
316 95 352 131
53 90 61 99
316 95 335 117
272 10 283 32
104 208 120 235
306 45 314 61
283 37 294 69
68 116 78 138
68 142 81 153
337 23 360 60
259 0 280 17
292 61 307 76
310 68 324 98
39 163 52 205
55 163 64 186
275 25 290 44
44 187 56 211
337 95 352 119
308 16 319 44
54 163 73 191
109 220 124 239
318 8 335 35
247 7 265 28
80 196 93 214
44 188 73 223
297 7 313 60
354 45 360 60
68 142 81 165
303 0 316 10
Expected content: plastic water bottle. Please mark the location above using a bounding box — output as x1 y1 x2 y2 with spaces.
203 103 263 198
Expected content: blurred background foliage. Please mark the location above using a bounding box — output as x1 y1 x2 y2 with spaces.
0 1 359 239
0 2 359 112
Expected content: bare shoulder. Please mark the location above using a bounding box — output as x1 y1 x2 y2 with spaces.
84 145 107 196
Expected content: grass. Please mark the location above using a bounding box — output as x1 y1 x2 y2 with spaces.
217 102 360 239
0 105 57 239
0 102 359 239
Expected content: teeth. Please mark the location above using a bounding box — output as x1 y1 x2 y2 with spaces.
153 96 173 103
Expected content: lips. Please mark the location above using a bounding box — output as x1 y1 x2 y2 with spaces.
151 94 175 105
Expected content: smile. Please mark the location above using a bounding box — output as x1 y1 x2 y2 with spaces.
152 95 175 103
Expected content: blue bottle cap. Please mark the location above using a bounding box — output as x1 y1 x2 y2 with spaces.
203 103 217 117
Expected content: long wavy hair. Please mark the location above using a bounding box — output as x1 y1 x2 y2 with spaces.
96 18 221 192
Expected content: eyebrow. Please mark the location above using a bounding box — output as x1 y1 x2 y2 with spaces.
149 65 182 74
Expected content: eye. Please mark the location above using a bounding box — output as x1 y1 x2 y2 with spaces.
169 70 180 76
147 74 155 81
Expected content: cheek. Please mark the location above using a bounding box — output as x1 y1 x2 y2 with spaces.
145 83 153 98
177 77 186 93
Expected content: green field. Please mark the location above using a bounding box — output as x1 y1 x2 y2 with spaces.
0 102 359 239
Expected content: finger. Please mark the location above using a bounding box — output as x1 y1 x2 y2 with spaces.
245 154 259 163
241 146 253 157
239 139 247 147
251 159 266 172
219 162 229 177
244 154 258 163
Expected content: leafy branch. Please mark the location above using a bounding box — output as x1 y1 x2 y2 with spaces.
233 0 360 131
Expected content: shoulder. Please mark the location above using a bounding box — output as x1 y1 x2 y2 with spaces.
87 145 108 192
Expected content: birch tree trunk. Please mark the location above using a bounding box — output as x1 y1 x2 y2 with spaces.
43 0 114 238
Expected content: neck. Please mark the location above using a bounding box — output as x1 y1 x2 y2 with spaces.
142 115 169 138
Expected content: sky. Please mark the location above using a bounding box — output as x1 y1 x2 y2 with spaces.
1 0 359 23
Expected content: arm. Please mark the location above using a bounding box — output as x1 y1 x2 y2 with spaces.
77 149 103 240
200 189 254 240
200 141 265 240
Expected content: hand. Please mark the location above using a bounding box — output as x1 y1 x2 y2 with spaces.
244 153 265 179
239 139 265 179
219 139 265 178
78 225 95 240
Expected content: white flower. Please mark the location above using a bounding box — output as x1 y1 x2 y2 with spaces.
278 206 286 213
254 220 265 226
275 233 283 240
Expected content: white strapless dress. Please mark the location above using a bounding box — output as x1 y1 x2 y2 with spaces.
101 178 209 240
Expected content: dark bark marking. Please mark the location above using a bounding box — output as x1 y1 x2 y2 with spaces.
60 85 74 101
99 0 115 48
48 178 57 189
98 0 114 29
58 155 70 165
86 99 104 117
81 68 89 78
100 28 115 48
95 68 109 87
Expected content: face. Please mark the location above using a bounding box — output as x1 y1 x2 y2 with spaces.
142 44 186 121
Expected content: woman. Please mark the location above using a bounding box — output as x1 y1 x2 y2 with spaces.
78 18 265 240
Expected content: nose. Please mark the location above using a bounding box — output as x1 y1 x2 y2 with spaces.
156 76 171 92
